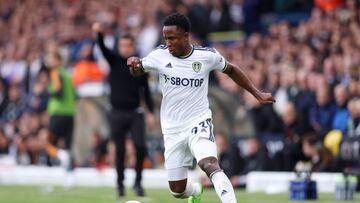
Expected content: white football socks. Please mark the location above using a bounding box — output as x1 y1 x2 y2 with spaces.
210 170 237 203
184 182 202 197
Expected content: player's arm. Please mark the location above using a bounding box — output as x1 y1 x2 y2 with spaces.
127 56 145 77
223 63 275 104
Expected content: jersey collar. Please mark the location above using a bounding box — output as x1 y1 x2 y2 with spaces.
178 45 194 59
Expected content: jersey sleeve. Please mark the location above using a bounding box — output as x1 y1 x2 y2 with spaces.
141 49 160 72
210 49 228 72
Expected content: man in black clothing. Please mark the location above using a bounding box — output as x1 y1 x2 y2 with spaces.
92 23 155 197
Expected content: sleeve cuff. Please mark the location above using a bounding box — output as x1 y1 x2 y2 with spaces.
221 61 228 72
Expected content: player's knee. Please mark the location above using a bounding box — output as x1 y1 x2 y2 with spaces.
198 157 220 177
169 182 186 194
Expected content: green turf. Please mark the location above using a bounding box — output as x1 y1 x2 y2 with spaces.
0 185 358 203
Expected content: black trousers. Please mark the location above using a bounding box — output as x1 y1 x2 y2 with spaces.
49 115 74 150
110 109 147 188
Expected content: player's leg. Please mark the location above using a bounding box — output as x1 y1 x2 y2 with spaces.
164 133 202 200
168 167 202 200
198 156 236 203
190 119 237 203
130 111 147 196
110 110 130 197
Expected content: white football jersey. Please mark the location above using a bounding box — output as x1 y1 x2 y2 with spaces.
142 45 227 134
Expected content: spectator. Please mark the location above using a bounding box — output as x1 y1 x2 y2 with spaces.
27 71 49 113
294 69 315 125
301 133 337 172
72 43 106 95
1 82 26 124
209 0 233 32
346 98 360 137
332 84 350 134
338 98 360 171
282 102 314 141
281 102 313 171
273 67 297 115
309 79 337 137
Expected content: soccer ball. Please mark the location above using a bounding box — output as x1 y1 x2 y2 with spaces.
125 201 141 203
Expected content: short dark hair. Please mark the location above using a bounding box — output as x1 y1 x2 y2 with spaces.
163 13 191 32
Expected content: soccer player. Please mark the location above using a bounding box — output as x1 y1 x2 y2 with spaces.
127 13 275 203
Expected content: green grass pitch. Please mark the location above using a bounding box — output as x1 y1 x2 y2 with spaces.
0 185 358 203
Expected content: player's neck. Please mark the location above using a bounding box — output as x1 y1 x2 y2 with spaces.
179 44 193 58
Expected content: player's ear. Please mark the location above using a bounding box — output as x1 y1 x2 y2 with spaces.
184 32 189 40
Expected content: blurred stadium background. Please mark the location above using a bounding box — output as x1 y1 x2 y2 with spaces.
1 0 360 202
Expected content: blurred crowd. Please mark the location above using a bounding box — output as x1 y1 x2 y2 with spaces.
0 0 360 186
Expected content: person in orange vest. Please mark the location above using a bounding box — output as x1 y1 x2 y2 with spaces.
72 43 105 91
315 0 344 12
72 43 110 168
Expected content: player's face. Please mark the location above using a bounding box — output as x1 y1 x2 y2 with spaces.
163 25 189 57
118 38 135 59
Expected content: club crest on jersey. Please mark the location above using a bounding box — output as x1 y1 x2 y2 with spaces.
192 61 202 73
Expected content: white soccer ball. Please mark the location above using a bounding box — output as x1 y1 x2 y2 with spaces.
125 201 141 203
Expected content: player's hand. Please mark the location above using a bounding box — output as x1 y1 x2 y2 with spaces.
92 22 103 33
256 92 275 105
127 56 141 70
127 56 144 76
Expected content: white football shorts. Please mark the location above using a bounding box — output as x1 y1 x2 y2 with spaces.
164 117 218 180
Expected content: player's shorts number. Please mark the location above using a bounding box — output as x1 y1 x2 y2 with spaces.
191 118 214 142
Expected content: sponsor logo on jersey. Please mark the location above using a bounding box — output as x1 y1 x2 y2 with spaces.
192 61 202 73
163 74 204 87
